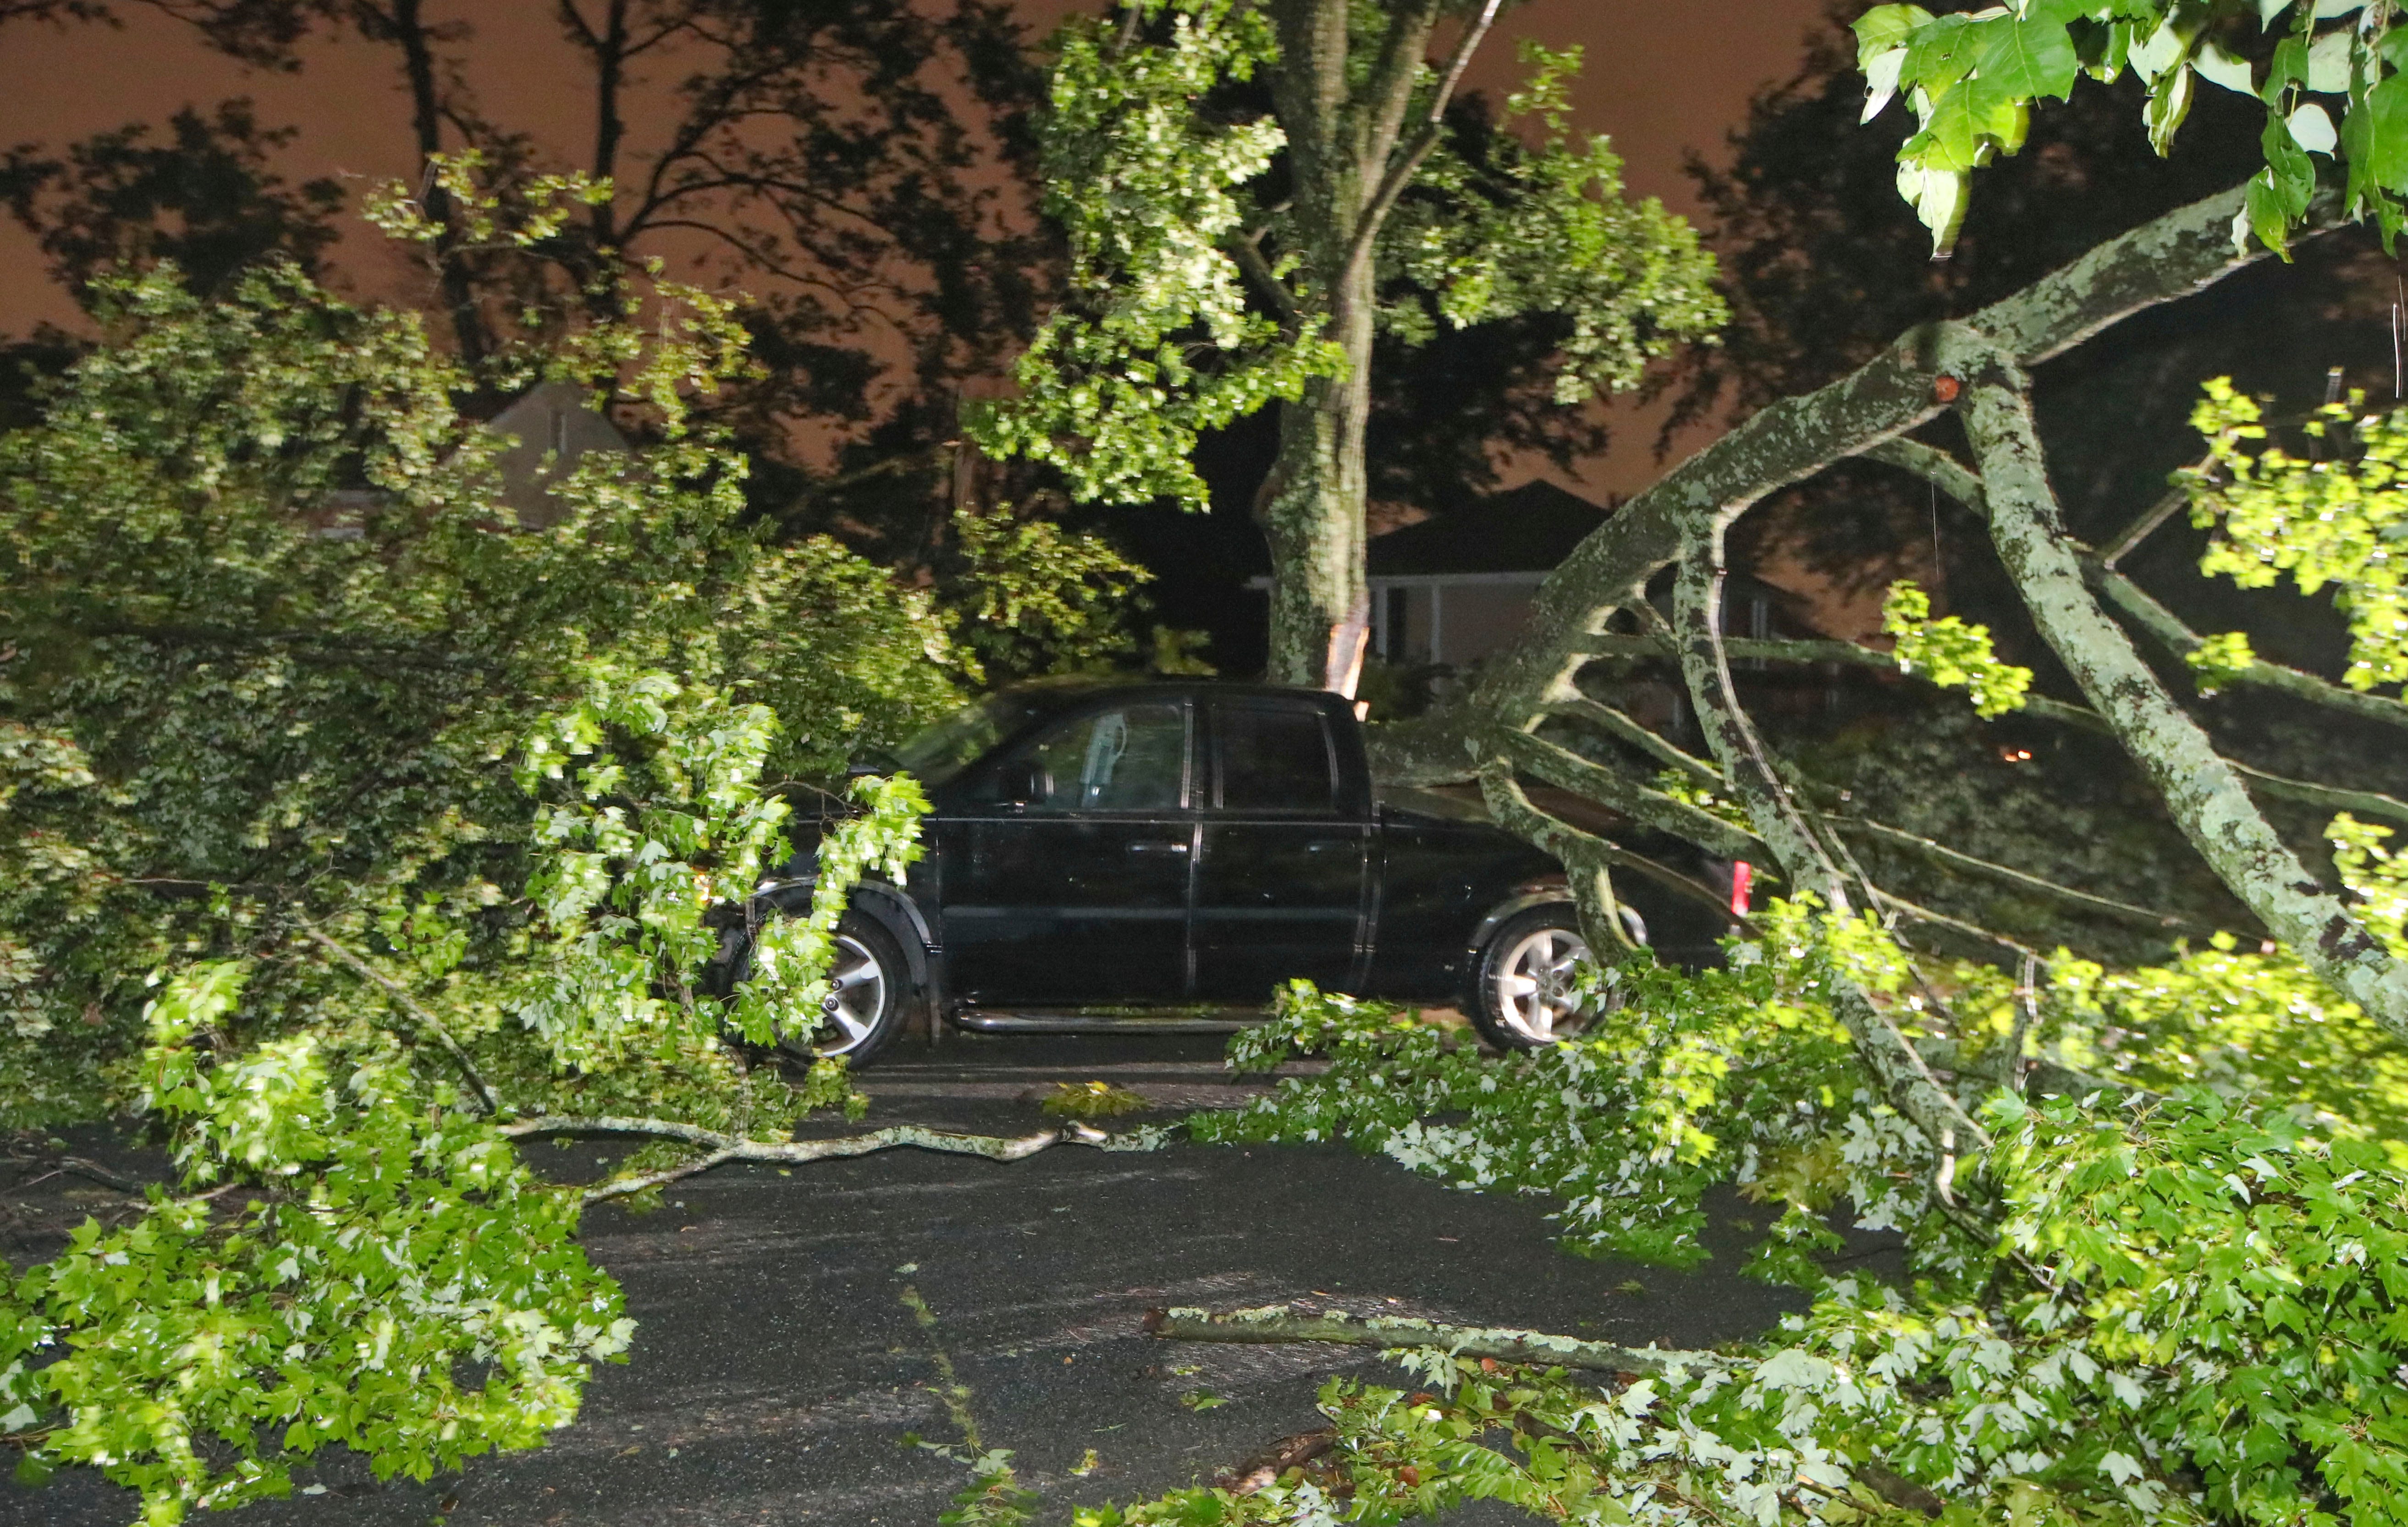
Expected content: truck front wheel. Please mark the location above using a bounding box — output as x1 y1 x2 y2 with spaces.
1469 904 1597 1050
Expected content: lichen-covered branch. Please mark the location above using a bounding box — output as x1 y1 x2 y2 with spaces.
1477 761 1746 940
1493 726 1764 861
2084 555 2408 733
1672 545 1991 1155
1468 180 2304 740
1823 816 2208 935
1962 366 2408 1044
1538 695 1722 786
498 1116 1158 1204
1141 1305 1728 1376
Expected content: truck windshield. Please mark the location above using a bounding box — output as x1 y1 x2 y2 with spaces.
891 690 1059 786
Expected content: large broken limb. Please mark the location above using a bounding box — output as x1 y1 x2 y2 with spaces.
1962 364 2408 1045
1141 1306 1728 1376
1469 180 2321 740
1672 542 1992 1156
1478 761 1747 936
1494 726 1765 860
499 1115 1158 1203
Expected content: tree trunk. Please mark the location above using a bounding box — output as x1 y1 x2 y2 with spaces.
1258 301 1374 693
1255 0 1442 695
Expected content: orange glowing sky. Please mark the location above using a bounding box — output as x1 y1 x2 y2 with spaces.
0 0 1837 496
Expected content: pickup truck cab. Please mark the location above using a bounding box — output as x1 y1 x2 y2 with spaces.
726 679 1701 1064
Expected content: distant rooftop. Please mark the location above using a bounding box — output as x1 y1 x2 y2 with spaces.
1366 481 1610 579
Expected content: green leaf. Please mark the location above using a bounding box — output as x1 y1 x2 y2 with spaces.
2148 63 2197 155
1853 3 1937 63
2307 27 2356 92
2194 42 2256 96
2289 101 2337 154
1973 15 2080 101
2364 71 2408 191
1905 14 1983 93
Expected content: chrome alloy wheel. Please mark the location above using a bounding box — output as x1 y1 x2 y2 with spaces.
806 932 888 1056
1489 925 1592 1043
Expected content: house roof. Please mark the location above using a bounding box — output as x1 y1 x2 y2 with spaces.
482 381 630 529
1366 480 1611 578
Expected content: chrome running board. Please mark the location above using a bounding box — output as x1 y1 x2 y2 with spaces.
949 1009 1262 1034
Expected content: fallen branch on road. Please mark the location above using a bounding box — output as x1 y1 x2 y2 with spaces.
498 1115 1167 1202
1141 1305 1729 1376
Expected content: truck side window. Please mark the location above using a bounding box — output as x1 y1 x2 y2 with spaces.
1215 703 1336 813
1008 701 1188 810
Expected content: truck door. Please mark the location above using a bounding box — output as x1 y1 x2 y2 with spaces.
1192 695 1371 1004
937 696 1196 1006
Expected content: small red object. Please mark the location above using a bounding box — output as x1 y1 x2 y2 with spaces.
1933 375 1962 403
1730 860 1754 918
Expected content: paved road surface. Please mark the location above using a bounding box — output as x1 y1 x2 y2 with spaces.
3 1033 1832 1527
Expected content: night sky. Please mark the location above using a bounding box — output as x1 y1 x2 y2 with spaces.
0 0 1836 495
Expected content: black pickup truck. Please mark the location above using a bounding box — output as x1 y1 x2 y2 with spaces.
719 679 1719 1065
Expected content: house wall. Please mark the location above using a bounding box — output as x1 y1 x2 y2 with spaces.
1370 574 1548 668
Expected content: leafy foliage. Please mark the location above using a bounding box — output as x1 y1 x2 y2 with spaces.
1862 0 2408 256
1 967 630 1521
1113 864 2408 1524
964 0 1337 511
2185 375 2408 692
0 173 1144 1518
1378 42 1725 405
966 0 1722 511
1881 579 2035 718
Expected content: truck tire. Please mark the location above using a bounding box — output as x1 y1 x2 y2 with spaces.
722 910 915 1068
1468 903 1597 1050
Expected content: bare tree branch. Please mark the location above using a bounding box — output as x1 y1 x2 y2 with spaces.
1339 0 1503 295
1143 1304 1729 1375
499 1116 1159 1203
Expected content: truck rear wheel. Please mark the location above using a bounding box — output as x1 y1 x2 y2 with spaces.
1469 904 1596 1050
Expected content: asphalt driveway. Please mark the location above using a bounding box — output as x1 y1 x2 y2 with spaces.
2 1032 1829 1526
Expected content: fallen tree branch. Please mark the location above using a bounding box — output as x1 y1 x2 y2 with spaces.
1568 634 2408 830
1674 540 1995 1158
1963 361 2408 1043
4 1156 142 1196
1495 726 1765 860
2095 480 2193 568
1470 179 2323 744
497 1115 1160 1203
1141 1305 1729 1376
1824 816 2209 935
1477 761 1752 935
1539 695 1724 786
2084 554 2408 734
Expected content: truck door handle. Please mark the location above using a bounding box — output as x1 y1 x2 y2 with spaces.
1128 840 1190 855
